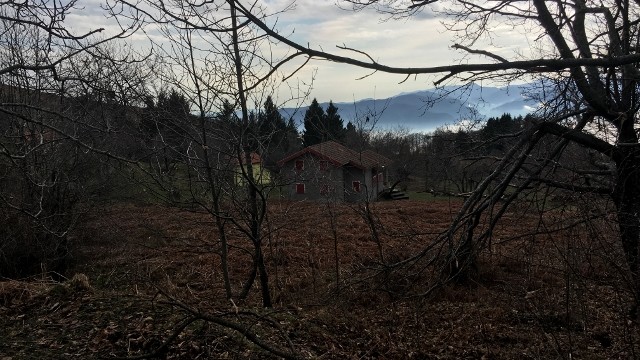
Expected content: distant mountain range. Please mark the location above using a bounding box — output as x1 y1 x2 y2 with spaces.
280 83 540 133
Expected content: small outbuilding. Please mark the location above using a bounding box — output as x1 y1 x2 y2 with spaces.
277 141 391 202
234 152 272 186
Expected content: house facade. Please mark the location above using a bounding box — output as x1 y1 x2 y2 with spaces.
234 152 272 186
277 141 391 202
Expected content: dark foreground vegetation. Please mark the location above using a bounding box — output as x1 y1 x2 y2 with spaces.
3 0 640 358
1 199 638 359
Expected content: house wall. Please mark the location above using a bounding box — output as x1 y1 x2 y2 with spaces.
281 155 386 202
343 166 367 202
367 167 385 200
345 167 385 202
234 163 271 186
282 153 344 201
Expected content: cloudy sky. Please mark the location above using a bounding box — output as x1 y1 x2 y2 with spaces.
251 0 533 103
261 1 449 102
257 0 465 102
66 0 532 104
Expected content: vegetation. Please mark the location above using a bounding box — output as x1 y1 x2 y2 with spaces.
302 99 346 146
2 0 640 358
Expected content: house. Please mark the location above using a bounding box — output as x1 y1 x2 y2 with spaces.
277 141 391 202
234 152 272 186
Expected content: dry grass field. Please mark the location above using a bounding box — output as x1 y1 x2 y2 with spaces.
1 199 638 359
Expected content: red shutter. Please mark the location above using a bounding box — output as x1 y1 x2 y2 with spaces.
296 183 305 194
352 181 361 192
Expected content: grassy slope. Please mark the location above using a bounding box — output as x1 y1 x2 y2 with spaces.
0 200 637 359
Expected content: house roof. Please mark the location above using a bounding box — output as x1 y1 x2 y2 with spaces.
232 152 262 165
278 141 391 170
245 152 262 165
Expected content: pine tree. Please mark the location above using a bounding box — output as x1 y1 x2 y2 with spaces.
143 88 193 171
343 120 368 149
302 98 325 147
140 95 157 141
325 101 345 141
481 113 524 153
257 96 287 147
218 100 237 122
285 118 301 150
302 99 347 147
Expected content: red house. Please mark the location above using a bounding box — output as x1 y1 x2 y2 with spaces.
277 141 391 202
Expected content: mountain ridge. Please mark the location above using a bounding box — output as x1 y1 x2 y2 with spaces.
281 83 539 133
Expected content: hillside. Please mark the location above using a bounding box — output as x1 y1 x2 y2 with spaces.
1 200 635 359
281 83 539 133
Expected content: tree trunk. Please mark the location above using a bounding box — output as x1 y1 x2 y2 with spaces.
213 191 232 299
229 0 271 308
239 259 257 300
198 110 233 299
450 213 480 283
613 147 640 314
256 243 272 307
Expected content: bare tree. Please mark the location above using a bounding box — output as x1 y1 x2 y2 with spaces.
226 0 640 312
0 0 143 277
109 0 312 309
62 1 311 357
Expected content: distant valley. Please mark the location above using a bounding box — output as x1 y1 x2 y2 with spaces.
280 83 540 133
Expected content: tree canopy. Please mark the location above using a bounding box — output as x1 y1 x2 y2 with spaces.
236 0 640 311
302 99 345 146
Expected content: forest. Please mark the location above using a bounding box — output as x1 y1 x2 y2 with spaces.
1 0 640 359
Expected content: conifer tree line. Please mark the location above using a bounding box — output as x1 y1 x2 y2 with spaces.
302 99 348 146
140 88 529 171
139 91 301 169
140 92 358 161
138 85 534 198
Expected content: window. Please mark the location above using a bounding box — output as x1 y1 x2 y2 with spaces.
295 183 305 194
373 172 383 184
319 160 328 171
295 160 304 172
352 181 361 192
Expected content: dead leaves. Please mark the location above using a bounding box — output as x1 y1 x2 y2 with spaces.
2 201 639 359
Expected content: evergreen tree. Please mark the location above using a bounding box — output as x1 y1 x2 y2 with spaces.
158 89 191 119
483 113 523 139
302 98 325 146
215 99 240 138
217 100 238 123
343 121 369 149
454 129 473 152
325 100 345 141
208 99 241 159
257 96 288 147
302 99 346 146
284 117 302 152
140 95 157 142
158 89 191 150
343 121 357 145
141 88 193 171
481 113 524 153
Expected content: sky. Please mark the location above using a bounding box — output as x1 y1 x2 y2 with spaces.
247 0 534 103
65 0 533 105
261 0 452 102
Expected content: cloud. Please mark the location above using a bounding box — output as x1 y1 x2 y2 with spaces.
65 0 145 38
62 0 448 103
257 1 459 102
59 0 537 105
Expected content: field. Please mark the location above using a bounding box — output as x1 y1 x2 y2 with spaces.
1 199 638 359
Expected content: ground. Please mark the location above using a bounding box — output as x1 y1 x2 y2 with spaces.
0 199 638 359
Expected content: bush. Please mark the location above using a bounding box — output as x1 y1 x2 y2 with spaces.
0 211 75 279
0 175 81 279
